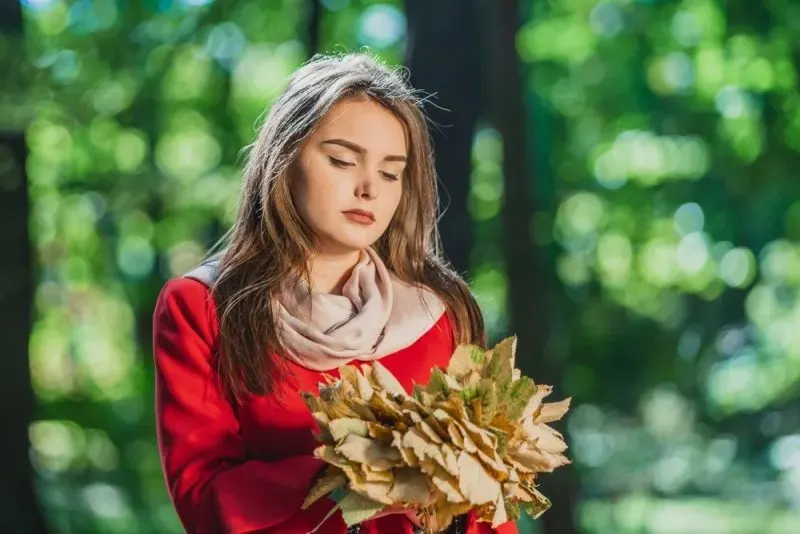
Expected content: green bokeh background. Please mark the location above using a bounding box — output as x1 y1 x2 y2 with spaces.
4 0 800 532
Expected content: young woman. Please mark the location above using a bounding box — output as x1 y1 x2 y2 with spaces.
153 52 518 534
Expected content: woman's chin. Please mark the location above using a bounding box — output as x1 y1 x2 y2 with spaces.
318 235 379 255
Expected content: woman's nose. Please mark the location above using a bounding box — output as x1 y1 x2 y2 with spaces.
355 170 378 199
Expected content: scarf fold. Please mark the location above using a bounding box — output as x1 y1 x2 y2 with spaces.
278 247 446 371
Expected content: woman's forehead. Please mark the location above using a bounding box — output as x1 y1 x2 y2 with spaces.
314 99 407 154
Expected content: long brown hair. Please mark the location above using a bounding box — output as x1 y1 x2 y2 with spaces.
206 51 484 401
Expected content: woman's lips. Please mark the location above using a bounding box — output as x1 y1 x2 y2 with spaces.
343 211 375 225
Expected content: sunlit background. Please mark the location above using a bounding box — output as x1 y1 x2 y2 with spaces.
2 0 800 533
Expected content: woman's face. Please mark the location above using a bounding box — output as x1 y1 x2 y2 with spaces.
290 97 407 255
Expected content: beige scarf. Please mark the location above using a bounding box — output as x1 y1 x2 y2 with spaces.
277 247 446 371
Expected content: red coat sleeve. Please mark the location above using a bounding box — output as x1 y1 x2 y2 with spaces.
152 278 329 534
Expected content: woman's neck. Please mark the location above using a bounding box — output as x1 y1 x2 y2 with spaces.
307 249 362 294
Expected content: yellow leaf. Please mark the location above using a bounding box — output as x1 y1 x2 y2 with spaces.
476 447 509 479
433 409 478 454
521 487 552 519
486 336 517 370
312 412 332 441
301 468 347 510
387 466 433 504
433 501 473 532
447 344 486 379
356 370 375 400
401 427 436 464
447 423 464 449
419 458 438 475
350 478 394 505
424 415 449 441
444 373 463 391
338 365 358 384
367 391 404 420
338 375 357 400
436 395 468 421
505 456 533 475
347 398 378 422
511 447 570 473
403 409 423 424
367 422 394 443
370 361 407 397
490 491 508 528
457 451 502 505
506 481 534 503
471 398 483 426
338 491 386 526
362 467 393 483
335 434 402 471
313 445 348 468
391 430 420 467
522 420 567 453
325 396 361 420
463 370 483 389
440 443 460 478
521 385 552 420
417 419 444 444
534 398 571 424
302 392 323 413
329 418 369 442
460 418 497 453
431 466 466 503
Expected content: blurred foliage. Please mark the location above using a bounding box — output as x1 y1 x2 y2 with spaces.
1 0 799 532
471 0 800 532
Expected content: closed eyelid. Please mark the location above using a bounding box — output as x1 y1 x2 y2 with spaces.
321 138 406 162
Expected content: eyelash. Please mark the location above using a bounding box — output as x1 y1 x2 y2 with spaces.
328 157 400 181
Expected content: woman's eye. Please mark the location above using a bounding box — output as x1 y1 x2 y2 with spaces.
328 157 354 168
381 171 400 181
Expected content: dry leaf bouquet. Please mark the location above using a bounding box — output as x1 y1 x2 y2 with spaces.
300 337 571 533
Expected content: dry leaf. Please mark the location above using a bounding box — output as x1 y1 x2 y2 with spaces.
301 468 347 510
338 491 386 526
336 434 402 470
447 344 486 379
329 418 369 442
370 361 407 397
391 430 420 467
521 420 568 453
362 464 394 482
457 451 501 505
431 466 465 503
387 467 433 504
521 385 553 420
301 336 571 529
490 491 508 527
433 501 473 532
535 398 572 424
367 422 393 442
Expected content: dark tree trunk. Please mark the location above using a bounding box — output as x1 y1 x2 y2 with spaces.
484 1 581 533
307 0 322 58
0 132 48 533
404 0 481 277
0 5 49 532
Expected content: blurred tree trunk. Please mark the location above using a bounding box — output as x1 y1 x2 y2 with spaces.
306 0 321 58
0 4 49 533
0 132 48 533
404 0 481 277
483 1 580 533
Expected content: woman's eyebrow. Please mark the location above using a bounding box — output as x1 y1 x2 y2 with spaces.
321 138 407 162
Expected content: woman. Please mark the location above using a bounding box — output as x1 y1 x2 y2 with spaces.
153 52 519 534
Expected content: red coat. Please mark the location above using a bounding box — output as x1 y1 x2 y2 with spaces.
153 277 520 534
